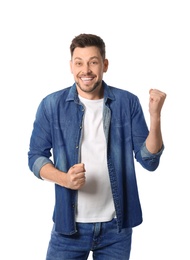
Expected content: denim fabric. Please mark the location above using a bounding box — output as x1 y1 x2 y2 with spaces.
46 218 132 260
28 81 164 234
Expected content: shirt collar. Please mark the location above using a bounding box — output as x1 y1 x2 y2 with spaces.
66 80 115 103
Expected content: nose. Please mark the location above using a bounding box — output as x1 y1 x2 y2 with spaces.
82 63 92 74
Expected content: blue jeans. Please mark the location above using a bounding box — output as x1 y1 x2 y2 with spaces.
46 218 132 260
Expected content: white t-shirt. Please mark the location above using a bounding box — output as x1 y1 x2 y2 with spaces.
75 96 115 223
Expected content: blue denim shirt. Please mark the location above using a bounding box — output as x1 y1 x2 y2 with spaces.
28 81 164 235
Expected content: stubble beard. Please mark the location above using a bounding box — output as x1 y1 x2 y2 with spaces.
76 80 101 93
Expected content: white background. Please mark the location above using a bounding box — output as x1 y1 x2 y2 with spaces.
0 0 190 259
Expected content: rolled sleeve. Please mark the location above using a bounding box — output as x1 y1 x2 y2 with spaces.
32 156 53 179
141 142 164 159
139 142 165 171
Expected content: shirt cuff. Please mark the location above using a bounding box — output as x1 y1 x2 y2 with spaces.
140 142 164 159
32 156 53 179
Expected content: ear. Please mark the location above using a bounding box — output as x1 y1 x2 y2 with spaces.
70 60 73 74
103 59 109 72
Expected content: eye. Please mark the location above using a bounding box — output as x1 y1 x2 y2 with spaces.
90 60 98 65
75 61 82 67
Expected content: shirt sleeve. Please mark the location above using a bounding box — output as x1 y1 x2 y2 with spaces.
28 98 54 179
138 141 165 171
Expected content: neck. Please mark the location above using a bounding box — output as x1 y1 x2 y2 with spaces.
76 84 104 100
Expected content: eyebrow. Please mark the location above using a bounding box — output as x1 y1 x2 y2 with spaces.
74 56 99 61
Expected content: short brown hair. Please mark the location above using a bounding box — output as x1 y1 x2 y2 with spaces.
70 33 106 60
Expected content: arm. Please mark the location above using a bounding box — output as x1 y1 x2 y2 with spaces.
145 89 166 153
40 163 86 190
28 97 86 190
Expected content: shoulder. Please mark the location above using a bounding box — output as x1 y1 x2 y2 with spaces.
44 87 71 102
107 84 139 103
36 87 72 116
41 86 72 108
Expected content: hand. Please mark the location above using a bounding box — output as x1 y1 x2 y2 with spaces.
65 163 86 190
149 89 166 117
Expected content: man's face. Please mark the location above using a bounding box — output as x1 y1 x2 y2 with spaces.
70 46 108 99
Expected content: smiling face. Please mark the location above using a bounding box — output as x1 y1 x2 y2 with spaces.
70 46 108 99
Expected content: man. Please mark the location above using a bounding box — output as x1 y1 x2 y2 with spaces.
28 33 166 260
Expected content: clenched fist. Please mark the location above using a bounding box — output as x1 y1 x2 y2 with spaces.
65 163 86 190
149 89 166 117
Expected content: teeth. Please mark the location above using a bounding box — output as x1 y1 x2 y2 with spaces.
81 78 92 81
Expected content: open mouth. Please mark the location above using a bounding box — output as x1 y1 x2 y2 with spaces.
80 77 94 84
